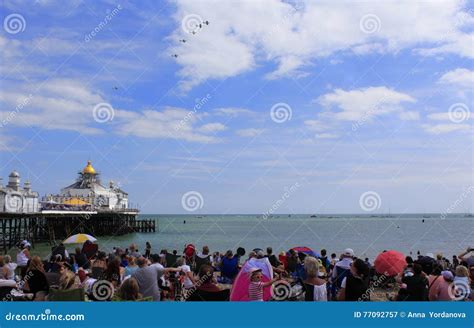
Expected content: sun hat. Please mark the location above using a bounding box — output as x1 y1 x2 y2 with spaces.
343 248 354 257
248 267 262 276
441 270 454 281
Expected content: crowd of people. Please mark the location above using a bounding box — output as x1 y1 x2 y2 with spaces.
0 240 473 302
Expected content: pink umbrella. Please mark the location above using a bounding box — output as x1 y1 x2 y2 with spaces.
374 250 406 276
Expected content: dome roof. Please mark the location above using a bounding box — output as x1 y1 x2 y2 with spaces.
9 171 20 178
82 160 96 175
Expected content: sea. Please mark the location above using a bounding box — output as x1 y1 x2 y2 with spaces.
28 213 473 261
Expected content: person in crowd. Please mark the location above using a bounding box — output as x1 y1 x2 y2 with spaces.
2 255 17 280
436 253 447 270
220 250 239 283
51 243 68 261
286 249 299 273
212 252 221 271
24 256 49 301
194 246 211 274
458 247 474 267
453 265 471 301
117 277 146 301
132 255 181 301
337 258 370 301
59 269 78 290
303 256 327 301
92 252 107 270
0 256 8 280
102 256 122 287
176 257 196 290
145 242 152 259
398 263 428 301
124 256 139 277
278 251 287 270
451 255 459 270
428 265 452 301
331 248 354 298
248 268 280 302
469 264 474 289
129 244 141 258
266 247 280 267
319 249 330 272
73 247 89 270
16 241 31 277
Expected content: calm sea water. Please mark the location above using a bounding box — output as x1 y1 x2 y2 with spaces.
29 214 473 260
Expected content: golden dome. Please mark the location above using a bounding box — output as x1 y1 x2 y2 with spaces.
83 160 96 175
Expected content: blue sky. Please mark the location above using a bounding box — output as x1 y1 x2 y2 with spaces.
0 0 473 214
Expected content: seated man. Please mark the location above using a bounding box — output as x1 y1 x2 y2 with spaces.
186 265 230 301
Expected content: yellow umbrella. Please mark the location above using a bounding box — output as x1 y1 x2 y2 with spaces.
63 233 97 244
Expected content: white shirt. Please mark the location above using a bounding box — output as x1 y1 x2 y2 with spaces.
178 265 194 289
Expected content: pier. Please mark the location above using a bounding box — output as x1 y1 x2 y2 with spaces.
0 210 156 254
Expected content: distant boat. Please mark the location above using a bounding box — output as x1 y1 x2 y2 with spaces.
310 215 317 218
464 213 474 218
196 216 203 219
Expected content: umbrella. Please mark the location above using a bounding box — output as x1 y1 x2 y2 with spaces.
374 250 406 276
288 246 320 258
63 233 97 244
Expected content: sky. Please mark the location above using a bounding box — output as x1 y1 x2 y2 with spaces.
0 0 473 214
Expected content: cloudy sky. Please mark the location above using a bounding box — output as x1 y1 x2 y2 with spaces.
0 0 473 214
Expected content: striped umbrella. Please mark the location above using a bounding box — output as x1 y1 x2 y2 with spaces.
63 233 97 244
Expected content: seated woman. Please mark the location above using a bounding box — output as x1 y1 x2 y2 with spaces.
124 256 139 277
186 265 230 301
24 256 49 301
337 259 370 301
101 256 122 287
115 277 151 301
220 250 239 283
59 269 78 290
2 255 17 280
303 256 327 301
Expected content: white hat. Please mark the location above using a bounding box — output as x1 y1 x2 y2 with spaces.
343 248 354 257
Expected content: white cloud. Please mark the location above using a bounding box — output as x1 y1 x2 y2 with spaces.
197 122 227 133
214 107 255 117
422 123 471 134
317 86 416 121
236 128 265 137
399 111 420 121
315 133 338 139
170 0 473 90
116 107 224 143
438 68 474 88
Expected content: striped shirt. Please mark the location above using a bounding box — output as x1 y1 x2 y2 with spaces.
248 281 264 301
